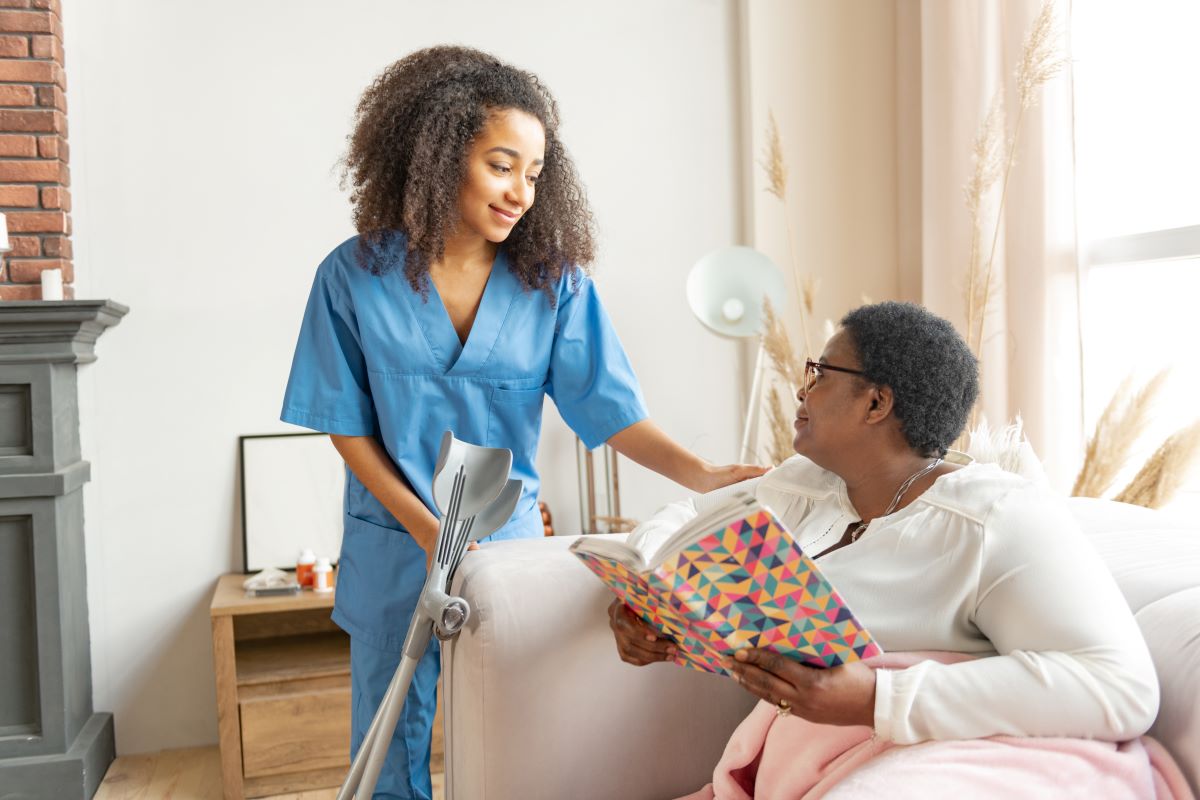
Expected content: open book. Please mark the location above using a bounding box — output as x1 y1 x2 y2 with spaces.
570 492 881 675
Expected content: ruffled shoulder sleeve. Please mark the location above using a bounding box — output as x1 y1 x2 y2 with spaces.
756 455 839 532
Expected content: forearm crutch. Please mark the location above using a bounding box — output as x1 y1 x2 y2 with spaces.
338 431 522 800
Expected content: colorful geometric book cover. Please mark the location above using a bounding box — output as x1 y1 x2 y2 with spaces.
572 503 881 676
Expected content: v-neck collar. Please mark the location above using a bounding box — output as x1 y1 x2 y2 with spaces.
407 249 520 377
828 457 984 550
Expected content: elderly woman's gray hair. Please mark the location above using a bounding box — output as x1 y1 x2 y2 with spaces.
839 302 978 457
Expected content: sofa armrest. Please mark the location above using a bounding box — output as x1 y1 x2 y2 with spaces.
444 535 755 800
1070 498 1200 794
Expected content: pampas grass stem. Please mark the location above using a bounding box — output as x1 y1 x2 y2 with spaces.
760 110 788 201
965 91 1005 355
801 274 819 317
970 0 1065 356
760 109 814 359
765 385 797 466
1072 371 1168 498
761 298 803 390
783 214 815 359
1113 420 1200 508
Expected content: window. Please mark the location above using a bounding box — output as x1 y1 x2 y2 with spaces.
1072 2 1200 510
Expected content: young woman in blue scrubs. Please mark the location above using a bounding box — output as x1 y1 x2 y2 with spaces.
282 46 764 799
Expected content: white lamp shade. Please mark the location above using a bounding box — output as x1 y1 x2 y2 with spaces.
686 246 786 338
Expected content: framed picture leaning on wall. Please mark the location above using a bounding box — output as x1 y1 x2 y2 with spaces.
239 431 344 573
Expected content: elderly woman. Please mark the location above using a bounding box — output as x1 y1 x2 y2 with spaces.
609 302 1166 798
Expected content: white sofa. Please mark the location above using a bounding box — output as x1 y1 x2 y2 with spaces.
443 498 1200 799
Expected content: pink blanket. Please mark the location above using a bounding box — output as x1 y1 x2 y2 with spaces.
676 653 1193 800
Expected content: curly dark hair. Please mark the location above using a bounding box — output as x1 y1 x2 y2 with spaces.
839 302 979 458
342 45 595 297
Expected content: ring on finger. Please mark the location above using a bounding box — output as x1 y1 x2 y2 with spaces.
775 698 792 718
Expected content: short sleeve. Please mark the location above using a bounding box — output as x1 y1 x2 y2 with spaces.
547 275 648 449
280 266 378 436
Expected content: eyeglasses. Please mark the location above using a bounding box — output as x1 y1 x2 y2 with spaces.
802 359 865 392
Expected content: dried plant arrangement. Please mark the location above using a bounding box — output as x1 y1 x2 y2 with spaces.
759 110 815 360
761 298 804 391
754 111 821 463
963 0 1067 358
756 299 806 464
765 385 798 466
1071 370 1200 508
957 0 1068 448
1113 420 1200 509
1071 371 1167 498
957 2 1196 509
964 91 1005 356
753 111 863 463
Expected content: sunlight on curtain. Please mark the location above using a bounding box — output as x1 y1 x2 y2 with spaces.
1073 4 1200 239
907 0 1081 488
1073 2 1200 510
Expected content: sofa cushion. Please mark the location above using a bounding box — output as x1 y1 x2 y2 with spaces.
1134 586 1200 793
443 500 1199 798
444 535 754 800
1070 497 1200 794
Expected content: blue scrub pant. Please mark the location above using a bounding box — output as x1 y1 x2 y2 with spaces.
350 635 440 800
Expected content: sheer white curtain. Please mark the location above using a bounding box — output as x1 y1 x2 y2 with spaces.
742 1 1083 486
899 0 1082 488
1071 2 1200 510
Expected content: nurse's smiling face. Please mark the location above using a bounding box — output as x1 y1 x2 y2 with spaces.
454 108 546 245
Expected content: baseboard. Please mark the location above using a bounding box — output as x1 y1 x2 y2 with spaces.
0 713 115 800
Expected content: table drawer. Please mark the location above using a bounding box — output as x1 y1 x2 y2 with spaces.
240 686 351 778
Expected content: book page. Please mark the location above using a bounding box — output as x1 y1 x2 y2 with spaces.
569 535 646 572
647 491 759 570
580 478 767 567
624 499 698 562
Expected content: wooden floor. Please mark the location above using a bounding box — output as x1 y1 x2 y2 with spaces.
95 746 445 800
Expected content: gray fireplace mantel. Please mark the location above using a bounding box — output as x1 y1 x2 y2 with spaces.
0 299 127 800
0 300 129 364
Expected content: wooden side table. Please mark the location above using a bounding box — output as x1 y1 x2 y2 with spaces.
209 574 350 799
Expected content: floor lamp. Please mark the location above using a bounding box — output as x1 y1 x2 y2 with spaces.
686 247 787 463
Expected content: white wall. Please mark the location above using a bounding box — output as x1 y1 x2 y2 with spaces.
744 1 900 348
64 0 745 753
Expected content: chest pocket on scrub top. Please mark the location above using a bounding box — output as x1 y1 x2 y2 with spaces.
486 384 547 451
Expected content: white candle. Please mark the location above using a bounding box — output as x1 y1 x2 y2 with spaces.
40 268 63 301
0 212 9 252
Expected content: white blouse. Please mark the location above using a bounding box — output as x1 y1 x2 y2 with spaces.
629 456 1160 745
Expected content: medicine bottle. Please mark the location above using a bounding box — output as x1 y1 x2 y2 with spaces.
297 549 316 588
313 557 333 594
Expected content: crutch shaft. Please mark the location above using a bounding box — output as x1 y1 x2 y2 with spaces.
336 671 398 800
356 639 426 798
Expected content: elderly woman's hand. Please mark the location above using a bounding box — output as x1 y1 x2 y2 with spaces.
724 648 876 727
607 598 677 666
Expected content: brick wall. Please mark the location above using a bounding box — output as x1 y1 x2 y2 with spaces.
0 0 70 301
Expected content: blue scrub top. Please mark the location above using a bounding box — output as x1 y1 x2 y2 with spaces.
281 234 648 648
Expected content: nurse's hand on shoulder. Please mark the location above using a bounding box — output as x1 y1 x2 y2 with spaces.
693 462 770 494
607 422 769 495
